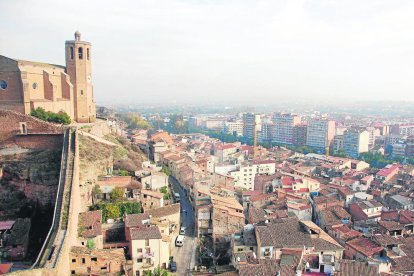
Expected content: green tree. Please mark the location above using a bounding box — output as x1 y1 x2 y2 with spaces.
30 107 71 124
110 187 125 202
105 203 121 219
160 186 170 200
114 169 130 176
161 166 172 176
153 266 170 276
87 239 95 250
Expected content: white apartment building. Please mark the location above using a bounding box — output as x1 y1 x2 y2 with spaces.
366 127 380 148
230 161 276 190
306 119 336 150
271 113 301 145
203 118 226 131
343 129 369 158
224 121 244 136
129 227 170 275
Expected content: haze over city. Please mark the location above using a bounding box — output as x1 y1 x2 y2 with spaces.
1 0 414 105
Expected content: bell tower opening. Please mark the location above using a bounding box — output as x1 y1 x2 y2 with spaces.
78 47 83 59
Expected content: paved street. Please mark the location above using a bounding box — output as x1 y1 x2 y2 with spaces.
169 176 196 276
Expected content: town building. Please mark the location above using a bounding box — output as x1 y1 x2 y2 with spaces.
306 119 336 151
254 218 344 274
224 121 244 136
125 214 170 275
271 113 301 145
343 128 369 158
292 123 307 146
0 31 96 123
243 113 260 140
70 247 126 276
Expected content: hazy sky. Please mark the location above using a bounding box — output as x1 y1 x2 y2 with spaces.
1 0 413 106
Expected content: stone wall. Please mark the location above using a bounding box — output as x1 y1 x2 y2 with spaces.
54 130 80 275
0 109 64 147
14 134 63 150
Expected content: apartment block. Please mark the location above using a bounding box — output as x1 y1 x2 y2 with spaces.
271 113 301 145
306 119 336 150
343 128 369 158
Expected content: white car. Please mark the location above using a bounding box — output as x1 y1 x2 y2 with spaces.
180 226 186 235
175 235 185 247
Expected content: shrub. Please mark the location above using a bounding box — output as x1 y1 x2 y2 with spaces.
30 107 71 125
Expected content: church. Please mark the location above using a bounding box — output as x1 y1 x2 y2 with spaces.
0 31 96 123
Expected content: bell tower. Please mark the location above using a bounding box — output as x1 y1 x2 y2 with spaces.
65 31 96 123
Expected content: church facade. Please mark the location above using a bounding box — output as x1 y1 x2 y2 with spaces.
0 31 96 123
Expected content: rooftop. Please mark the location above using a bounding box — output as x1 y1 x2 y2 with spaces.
78 210 102 238
129 225 162 240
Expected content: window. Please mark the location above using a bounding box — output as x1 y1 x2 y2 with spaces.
71 259 76 263
87 48 90 60
145 239 149 246
0 80 7 90
81 258 85 264
137 258 143 263
70 47 74 59
137 248 143 253
78 47 83 59
91 257 97 262
146 248 151 253
19 122 27 135
71 271 76 275
81 90 84 95
32 83 37 89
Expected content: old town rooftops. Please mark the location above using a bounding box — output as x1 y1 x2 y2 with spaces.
129 225 162 240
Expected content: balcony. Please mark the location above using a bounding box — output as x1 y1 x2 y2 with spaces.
143 252 154 258
142 261 155 268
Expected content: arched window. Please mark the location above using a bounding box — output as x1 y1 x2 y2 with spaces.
70 47 74 59
87 48 90 60
78 47 83 59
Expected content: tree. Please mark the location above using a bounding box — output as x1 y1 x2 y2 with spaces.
30 107 71 124
114 169 130 176
160 186 170 200
153 266 169 276
105 203 121 219
87 239 95 250
161 166 172 176
111 187 125 202
122 113 151 130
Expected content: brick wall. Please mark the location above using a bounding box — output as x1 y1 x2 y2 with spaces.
14 134 63 150
0 109 64 147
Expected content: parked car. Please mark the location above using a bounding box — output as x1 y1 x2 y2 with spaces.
169 261 177 272
180 226 186 235
175 235 185 247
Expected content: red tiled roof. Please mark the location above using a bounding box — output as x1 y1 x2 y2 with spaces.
376 164 399 177
0 220 15 231
216 144 237 150
252 160 276 165
79 210 102 238
0 263 12 274
346 237 383 258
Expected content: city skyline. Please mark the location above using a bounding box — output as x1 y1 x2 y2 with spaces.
1 0 414 105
